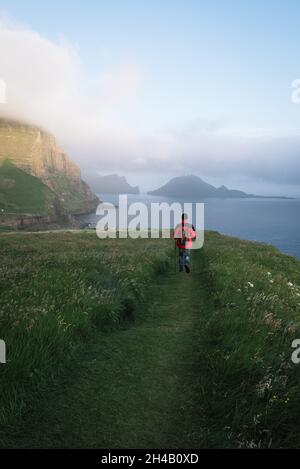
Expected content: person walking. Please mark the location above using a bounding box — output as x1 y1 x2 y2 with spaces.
174 213 196 273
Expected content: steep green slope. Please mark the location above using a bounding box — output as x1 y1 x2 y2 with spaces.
47 173 99 214
0 159 55 215
0 119 99 217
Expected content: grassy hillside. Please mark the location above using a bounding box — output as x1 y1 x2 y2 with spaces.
194 232 300 448
0 230 300 448
0 159 55 215
0 231 171 431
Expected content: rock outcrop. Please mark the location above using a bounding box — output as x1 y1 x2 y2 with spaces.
86 173 140 194
0 119 99 216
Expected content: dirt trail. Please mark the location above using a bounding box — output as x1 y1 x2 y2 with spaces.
4 255 212 448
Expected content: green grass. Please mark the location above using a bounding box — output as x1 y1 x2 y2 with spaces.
0 230 300 448
1 268 210 448
0 231 171 432
0 159 54 214
194 232 300 448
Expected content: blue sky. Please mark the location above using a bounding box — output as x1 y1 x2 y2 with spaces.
2 0 300 129
1 1 300 194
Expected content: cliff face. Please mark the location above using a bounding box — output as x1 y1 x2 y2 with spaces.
0 119 99 215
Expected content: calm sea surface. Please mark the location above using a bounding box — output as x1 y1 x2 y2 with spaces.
79 194 300 259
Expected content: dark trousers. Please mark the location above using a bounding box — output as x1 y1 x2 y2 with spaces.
178 248 190 271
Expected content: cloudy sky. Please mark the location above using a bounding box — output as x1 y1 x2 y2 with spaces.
1 0 300 195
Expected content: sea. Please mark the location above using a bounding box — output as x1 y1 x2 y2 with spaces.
78 194 300 260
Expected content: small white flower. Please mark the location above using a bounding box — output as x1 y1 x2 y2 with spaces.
267 272 272 276
270 280 274 284
247 282 254 288
287 282 294 287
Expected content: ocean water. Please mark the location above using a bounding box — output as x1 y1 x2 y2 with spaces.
79 194 300 259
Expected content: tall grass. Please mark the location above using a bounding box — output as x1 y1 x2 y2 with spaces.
197 231 300 448
0 231 171 427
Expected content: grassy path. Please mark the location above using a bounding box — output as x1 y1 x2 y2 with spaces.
3 252 213 448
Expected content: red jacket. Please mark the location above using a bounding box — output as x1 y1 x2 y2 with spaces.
174 222 196 249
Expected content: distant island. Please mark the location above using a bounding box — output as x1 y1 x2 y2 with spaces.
86 174 140 194
148 175 292 199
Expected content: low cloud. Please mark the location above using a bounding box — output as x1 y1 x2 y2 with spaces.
0 16 299 196
0 15 142 150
